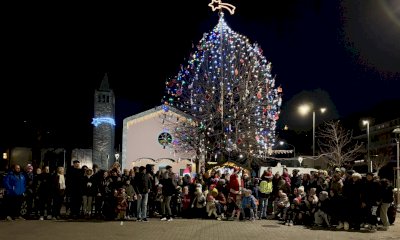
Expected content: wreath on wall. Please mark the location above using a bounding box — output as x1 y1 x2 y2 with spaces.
158 132 173 149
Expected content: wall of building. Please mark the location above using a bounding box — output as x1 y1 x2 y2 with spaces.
71 148 93 169
10 147 32 168
122 107 195 171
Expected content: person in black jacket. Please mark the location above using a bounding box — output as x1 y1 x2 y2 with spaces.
343 172 363 230
361 172 380 230
134 166 151 222
146 164 156 218
378 179 394 231
82 168 96 217
66 160 83 219
36 166 53 220
290 169 302 193
160 171 175 221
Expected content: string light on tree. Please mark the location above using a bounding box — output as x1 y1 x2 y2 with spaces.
162 1 282 163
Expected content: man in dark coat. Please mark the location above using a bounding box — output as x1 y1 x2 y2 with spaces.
361 172 380 230
66 160 83 218
134 166 151 222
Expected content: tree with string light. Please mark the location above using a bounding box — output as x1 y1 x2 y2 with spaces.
162 2 282 166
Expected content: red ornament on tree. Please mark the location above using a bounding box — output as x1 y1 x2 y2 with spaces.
257 90 262 99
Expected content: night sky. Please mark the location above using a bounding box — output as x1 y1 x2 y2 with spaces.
2 0 400 149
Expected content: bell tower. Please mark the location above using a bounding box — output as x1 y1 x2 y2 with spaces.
92 73 115 170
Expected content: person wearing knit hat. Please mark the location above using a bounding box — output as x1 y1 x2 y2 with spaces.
211 187 219 197
261 171 273 181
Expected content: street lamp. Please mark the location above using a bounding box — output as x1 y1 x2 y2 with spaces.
115 152 120 163
393 127 400 210
279 141 296 157
298 156 303 167
298 104 326 157
363 120 371 172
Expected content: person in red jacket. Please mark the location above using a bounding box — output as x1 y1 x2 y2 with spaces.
228 168 241 200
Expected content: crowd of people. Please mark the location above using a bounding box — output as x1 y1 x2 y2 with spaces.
0 160 397 232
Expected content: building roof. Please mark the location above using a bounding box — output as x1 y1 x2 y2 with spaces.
99 73 110 91
123 105 193 129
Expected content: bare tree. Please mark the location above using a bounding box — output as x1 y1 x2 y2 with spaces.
371 151 391 174
317 120 364 168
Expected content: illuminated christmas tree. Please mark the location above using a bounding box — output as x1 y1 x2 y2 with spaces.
163 3 282 165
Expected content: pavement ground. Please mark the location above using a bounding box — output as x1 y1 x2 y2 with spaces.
1 218 399 240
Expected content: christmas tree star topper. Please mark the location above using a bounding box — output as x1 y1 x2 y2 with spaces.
208 0 236 15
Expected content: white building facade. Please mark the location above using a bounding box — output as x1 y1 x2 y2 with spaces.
122 106 196 175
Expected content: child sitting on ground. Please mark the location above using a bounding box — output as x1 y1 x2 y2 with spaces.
206 190 220 220
241 189 257 221
285 197 301 226
314 191 330 227
275 190 290 221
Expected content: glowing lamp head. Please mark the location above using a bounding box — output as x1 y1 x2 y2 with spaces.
363 120 369 126
298 104 311 116
320 108 327 113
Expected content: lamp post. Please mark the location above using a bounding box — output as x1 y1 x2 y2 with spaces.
63 149 66 169
299 104 326 157
363 120 371 172
279 141 296 157
393 127 400 209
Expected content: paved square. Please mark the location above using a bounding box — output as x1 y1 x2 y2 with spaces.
1 218 399 240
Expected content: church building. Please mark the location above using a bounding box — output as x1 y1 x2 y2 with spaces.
122 106 196 175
